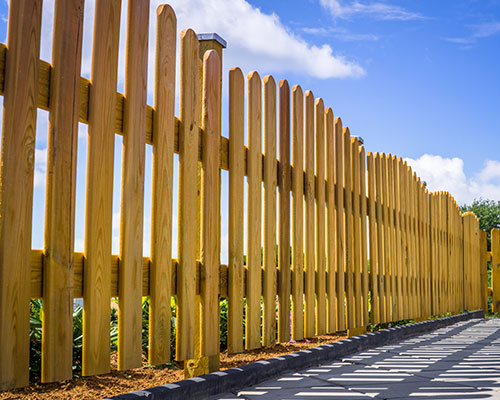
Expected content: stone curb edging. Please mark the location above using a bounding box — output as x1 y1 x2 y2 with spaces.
105 310 484 400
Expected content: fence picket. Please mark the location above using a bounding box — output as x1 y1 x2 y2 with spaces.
367 153 379 324
278 80 291 343
149 4 176 366
228 68 245 352
291 85 304 340
315 99 327 335
246 71 262 349
0 0 42 389
326 108 337 333
262 75 277 346
176 28 200 361
304 91 316 338
335 117 346 331
42 0 83 383
83 0 122 377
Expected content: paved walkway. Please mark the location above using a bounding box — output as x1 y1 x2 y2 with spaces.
211 318 500 399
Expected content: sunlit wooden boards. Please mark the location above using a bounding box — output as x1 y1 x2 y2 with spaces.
83 0 121 377
42 0 84 383
228 68 245 353
291 85 304 340
176 29 200 361
278 80 291 342
246 72 262 349
262 76 277 346
0 0 42 390
149 4 176 366
304 92 316 338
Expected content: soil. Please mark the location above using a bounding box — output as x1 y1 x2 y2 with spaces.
0 334 347 400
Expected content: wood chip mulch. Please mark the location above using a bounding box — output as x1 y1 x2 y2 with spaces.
0 334 347 400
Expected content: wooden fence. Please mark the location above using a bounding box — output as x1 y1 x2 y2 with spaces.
0 0 486 391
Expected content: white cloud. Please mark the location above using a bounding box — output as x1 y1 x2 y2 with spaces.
34 148 47 188
36 0 364 86
163 0 364 79
319 0 425 21
444 21 500 46
405 154 500 205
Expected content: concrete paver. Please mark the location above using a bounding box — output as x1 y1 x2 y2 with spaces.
210 318 500 399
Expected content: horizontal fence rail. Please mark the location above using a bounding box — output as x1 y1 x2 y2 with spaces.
0 1 486 391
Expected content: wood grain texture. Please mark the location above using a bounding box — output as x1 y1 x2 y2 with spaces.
228 68 245 352
41 0 83 383
374 154 386 323
387 155 396 320
335 118 346 331
278 80 291 343
118 0 149 371
325 108 337 333
200 50 221 369
315 99 326 335
176 29 200 361
393 157 403 322
400 161 409 319
246 71 262 349
262 75 277 346
83 0 121 377
351 138 362 329
0 0 42 389
291 85 304 340
359 147 368 327
367 153 379 324
304 91 316 338
149 4 176 366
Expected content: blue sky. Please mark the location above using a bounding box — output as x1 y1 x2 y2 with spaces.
0 0 499 259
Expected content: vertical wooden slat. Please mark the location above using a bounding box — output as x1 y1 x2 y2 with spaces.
200 50 221 371
304 91 315 338
278 80 291 343
393 157 403 322
118 0 149 371
367 153 379 324
83 0 122 376
360 147 368 327
228 68 245 352
246 71 262 349
176 29 200 361
291 85 304 340
351 138 362 330
326 108 337 333
262 75 277 346
42 0 83 383
386 155 396 320
149 4 176 366
400 161 409 319
381 154 390 321
335 118 346 331
375 154 386 323
492 229 500 312
315 99 326 335
407 167 415 318
344 128 354 329
0 0 42 389
480 230 488 312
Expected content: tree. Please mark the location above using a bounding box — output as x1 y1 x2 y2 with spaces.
460 198 500 248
